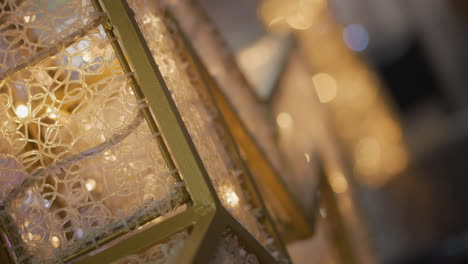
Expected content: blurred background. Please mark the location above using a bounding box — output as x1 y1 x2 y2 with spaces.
195 0 468 263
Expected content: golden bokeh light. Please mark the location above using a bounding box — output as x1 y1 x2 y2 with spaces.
276 112 294 130
312 73 337 103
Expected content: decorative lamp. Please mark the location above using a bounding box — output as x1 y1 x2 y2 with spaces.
0 0 295 263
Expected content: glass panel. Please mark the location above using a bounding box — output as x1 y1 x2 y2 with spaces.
0 17 181 264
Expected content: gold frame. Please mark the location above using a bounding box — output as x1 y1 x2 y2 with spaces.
0 0 308 262
0 0 294 263
81 0 291 263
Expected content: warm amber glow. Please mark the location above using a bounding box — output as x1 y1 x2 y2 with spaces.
312 73 337 103
15 105 28 118
293 6 409 188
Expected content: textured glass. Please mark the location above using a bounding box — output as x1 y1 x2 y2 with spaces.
209 234 259 264
168 0 287 177
112 231 188 264
127 0 279 256
0 4 181 263
0 0 98 77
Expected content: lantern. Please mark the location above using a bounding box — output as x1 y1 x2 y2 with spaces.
0 0 301 263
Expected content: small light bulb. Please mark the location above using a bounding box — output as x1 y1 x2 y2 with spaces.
85 178 96 191
15 105 29 118
51 236 60 248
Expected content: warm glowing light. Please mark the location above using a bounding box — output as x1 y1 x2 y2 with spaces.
51 236 60 248
312 73 337 103
330 171 348 193
85 179 97 191
223 187 240 208
276 112 293 129
15 105 29 118
103 150 117 161
304 153 311 163
343 24 369 52
46 107 58 119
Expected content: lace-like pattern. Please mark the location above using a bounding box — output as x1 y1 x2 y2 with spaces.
128 0 278 256
112 231 188 264
0 0 98 77
209 234 259 264
0 8 180 264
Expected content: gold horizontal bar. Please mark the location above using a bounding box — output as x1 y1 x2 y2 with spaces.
75 208 198 264
57 194 188 264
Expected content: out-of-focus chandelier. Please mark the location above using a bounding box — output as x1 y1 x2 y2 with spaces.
0 0 308 263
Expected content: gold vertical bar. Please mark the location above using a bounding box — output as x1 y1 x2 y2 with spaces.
94 0 216 206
